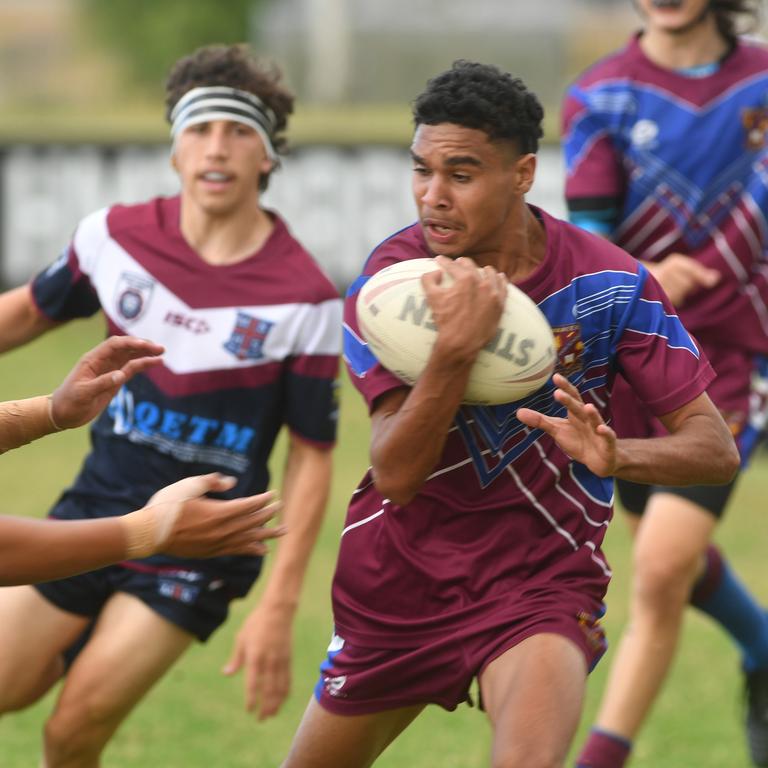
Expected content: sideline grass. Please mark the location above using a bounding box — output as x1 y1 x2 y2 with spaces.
0 317 765 766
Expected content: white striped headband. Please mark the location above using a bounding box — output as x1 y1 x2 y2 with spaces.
169 86 279 160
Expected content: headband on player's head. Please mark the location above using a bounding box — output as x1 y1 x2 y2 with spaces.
169 86 278 160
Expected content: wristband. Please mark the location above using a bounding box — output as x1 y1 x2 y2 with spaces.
0 396 57 453
47 395 63 431
119 500 182 559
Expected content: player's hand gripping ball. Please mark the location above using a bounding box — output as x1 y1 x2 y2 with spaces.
356 258 556 405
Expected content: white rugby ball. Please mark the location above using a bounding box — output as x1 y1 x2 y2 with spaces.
356 258 556 405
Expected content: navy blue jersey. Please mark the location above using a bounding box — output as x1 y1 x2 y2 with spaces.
32 196 341 576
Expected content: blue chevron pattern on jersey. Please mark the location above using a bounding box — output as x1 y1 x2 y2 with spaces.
346 265 699 491
566 76 768 248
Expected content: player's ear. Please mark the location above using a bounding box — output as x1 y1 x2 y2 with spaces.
514 153 537 195
170 153 179 172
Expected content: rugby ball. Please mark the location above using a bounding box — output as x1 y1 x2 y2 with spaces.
356 258 555 405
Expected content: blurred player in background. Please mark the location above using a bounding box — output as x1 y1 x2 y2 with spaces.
0 44 341 766
561 1 768 765
0 335 284 584
281 60 738 768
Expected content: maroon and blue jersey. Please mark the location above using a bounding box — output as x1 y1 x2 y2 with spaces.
335 209 715 648
31 195 341 578
562 35 768 357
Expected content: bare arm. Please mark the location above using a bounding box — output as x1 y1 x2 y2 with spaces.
223 435 333 719
370 256 508 504
0 336 165 454
517 374 739 486
615 390 739 484
0 284 59 353
0 474 285 586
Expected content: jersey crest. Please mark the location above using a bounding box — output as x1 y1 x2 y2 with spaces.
114 271 155 324
553 324 585 376
742 105 768 150
223 311 275 361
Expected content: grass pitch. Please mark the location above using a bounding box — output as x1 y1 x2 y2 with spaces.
0 316 765 766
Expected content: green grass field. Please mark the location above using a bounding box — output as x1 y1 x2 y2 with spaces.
0 316 765 766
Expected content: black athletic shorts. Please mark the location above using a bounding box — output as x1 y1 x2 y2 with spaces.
616 477 738 520
36 558 256 642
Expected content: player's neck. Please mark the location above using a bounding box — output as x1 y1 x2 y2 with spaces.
639 19 729 71
180 198 274 266
476 206 546 284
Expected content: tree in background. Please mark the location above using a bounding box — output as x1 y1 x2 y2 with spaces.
79 0 265 93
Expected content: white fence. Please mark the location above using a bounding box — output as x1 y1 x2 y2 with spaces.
0 144 566 288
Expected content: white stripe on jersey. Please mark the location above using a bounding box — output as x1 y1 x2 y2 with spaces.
341 506 386 537
585 541 613 578
73 208 342 374
528 435 611 527
505 463 579 551
506 451 613 578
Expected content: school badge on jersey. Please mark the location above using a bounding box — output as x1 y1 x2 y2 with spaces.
742 105 768 150
553 324 584 375
114 272 155 324
223 311 274 361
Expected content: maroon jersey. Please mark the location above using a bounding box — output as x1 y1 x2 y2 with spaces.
562 35 768 358
336 209 715 648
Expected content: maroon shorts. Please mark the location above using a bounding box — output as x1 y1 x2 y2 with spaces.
314 605 607 715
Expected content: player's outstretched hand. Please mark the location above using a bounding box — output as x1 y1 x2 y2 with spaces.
516 373 618 477
144 473 285 559
222 602 292 721
50 336 164 429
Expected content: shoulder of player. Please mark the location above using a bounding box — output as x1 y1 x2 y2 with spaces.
70 204 114 264
360 222 428 278
555 216 642 276
567 37 639 95
731 35 768 73
70 197 166 270
268 212 340 304
105 196 167 238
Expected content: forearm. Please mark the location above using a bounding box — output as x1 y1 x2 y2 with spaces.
371 352 474 504
0 516 127 585
0 285 56 354
0 395 59 454
613 413 739 486
257 444 332 613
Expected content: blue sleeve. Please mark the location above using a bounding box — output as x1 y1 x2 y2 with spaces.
31 245 100 321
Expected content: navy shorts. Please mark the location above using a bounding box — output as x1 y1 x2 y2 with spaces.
36 559 256 642
35 492 260 642
314 606 607 716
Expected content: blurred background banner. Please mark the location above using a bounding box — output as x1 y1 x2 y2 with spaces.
0 0 638 288
0 144 567 288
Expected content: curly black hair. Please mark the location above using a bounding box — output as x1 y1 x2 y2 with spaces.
412 61 544 155
165 44 294 190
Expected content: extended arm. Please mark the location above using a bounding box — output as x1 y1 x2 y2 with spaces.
0 336 165 454
516 374 739 486
0 473 284 586
224 435 333 718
